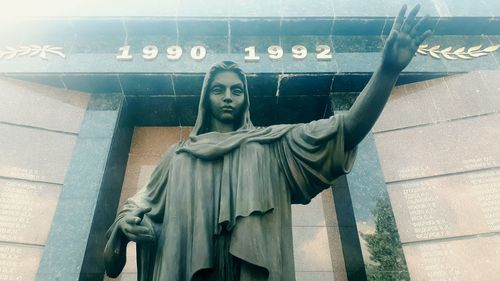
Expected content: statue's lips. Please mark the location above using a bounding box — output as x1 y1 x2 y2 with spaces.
221 106 234 112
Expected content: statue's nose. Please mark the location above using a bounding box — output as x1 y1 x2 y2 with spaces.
223 89 232 102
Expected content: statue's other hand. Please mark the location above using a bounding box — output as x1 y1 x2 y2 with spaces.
382 4 433 73
119 207 155 243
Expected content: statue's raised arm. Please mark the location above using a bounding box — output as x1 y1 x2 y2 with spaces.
103 7 432 281
343 4 432 150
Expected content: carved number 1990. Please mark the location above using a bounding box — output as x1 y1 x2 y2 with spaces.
116 45 333 62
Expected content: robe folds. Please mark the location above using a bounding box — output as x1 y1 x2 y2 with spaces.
105 114 357 281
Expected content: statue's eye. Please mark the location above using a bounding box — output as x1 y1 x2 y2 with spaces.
211 86 223 94
232 87 243 95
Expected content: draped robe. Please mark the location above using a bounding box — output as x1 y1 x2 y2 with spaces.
105 62 357 281
105 115 356 281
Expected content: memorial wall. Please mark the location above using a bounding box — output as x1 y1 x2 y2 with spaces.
373 71 500 280
0 79 89 280
0 1 498 280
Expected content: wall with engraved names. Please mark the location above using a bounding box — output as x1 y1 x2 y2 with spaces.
0 78 89 280
373 71 500 280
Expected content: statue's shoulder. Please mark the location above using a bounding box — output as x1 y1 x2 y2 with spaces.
157 141 185 165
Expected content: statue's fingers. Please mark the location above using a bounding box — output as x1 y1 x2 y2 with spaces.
135 234 155 243
124 216 141 225
410 15 428 37
124 232 139 242
130 206 152 219
416 30 433 46
392 4 407 31
386 30 399 49
402 4 421 33
129 225 152 235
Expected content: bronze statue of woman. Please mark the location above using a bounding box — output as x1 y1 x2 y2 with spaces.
104 5 431 281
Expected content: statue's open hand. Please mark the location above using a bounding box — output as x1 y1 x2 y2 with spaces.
382 4 432 73
119 207 155 243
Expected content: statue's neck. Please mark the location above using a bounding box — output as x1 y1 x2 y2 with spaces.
210 118 236 133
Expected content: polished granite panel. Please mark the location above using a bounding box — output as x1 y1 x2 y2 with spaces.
292 195 327 227
373 83 436 133
389 168 500 243
374 71 500 132
278 74 333 96
321 188 339 228
0 178 60 245
276 95 329 123
36 93 127 281
0 124 77 184
119 74 175 95
293 226 334 272
343 134 409 280
118 154 160 207
403 235 500 281
326 226 348 281
0 78 89 133
375 114 500 183
129 127 191 156
0 244 43 281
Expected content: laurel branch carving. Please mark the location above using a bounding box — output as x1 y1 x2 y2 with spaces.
0 45 65 60
417 44 500 60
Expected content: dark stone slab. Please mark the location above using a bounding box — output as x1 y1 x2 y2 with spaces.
331 18 386 35
173 74 204 96
280 19 333 36
278 74 333 96
343 134 409 280
229 19 281 36
330 92 358 111
177 19 228 36
433 17 500 35
36 93 133 281
127 96 180 126
176 96 201 126
62 74 122 94
119 74 174 95
248 96 278 126
276 95 329 123
331 36 383 53
247 74 279 97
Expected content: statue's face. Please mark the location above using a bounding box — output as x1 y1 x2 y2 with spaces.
208 71 245 127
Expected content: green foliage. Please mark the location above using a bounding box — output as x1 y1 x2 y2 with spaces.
361 198 410 281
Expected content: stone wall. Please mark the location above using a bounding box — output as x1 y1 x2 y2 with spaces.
373 71 500 280
0 78 89 280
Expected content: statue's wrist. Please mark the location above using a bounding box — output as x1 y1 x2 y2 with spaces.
379 63 402 76
117 220 130 242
